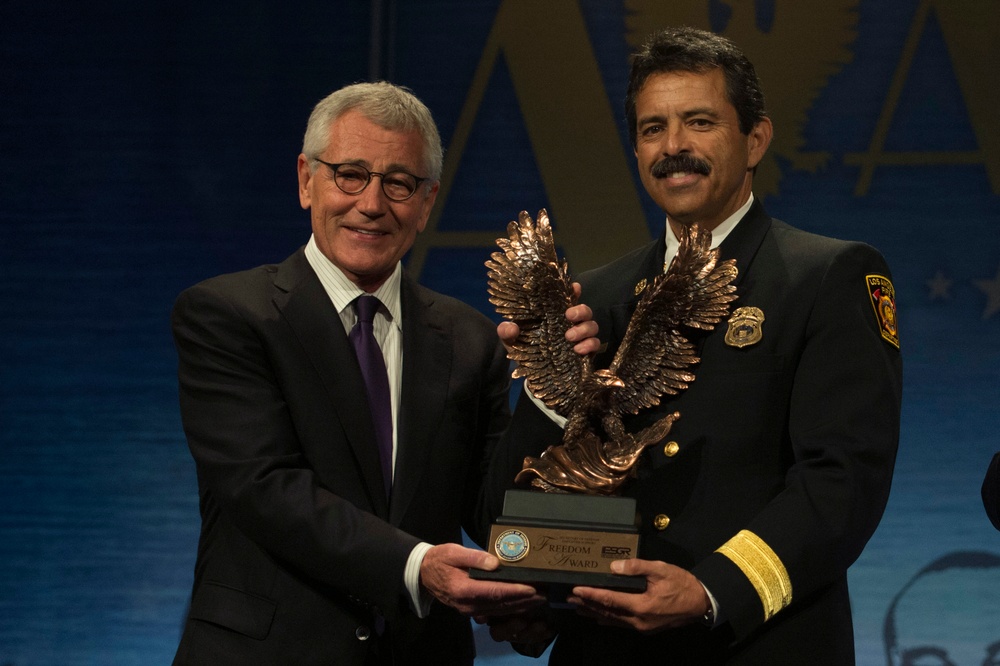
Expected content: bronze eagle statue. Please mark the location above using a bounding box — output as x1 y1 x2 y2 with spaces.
486 210 738 495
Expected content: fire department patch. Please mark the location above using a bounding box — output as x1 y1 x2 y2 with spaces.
867 274 899 349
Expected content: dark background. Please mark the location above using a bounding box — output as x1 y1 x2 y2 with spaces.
2 1 998 663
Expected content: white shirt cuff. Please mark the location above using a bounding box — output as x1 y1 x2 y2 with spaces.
525 384 568 428
405 541 435 618
700 581 722 628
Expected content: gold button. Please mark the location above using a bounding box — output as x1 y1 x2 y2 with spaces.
663 441 680 457
653 514 670 530
634 278 647 296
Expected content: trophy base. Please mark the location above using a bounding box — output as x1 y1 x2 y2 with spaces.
470 564 646 595
474 490 647 600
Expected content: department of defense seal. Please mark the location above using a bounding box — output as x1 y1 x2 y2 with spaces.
725 306 765 348
495 529 529 562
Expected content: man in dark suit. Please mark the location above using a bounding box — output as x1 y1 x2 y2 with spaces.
171 81 596 665
486 27 902 664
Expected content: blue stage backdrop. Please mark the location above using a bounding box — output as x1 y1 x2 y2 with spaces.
2 1 998 664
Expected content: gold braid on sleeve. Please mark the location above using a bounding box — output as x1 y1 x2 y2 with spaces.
716 530 793 621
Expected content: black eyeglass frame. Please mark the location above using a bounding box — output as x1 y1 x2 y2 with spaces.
312 158 430 202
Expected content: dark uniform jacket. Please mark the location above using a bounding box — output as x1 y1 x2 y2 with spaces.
486 201 902 664
172 247 510 665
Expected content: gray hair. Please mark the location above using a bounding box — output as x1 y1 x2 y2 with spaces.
302 81 443 181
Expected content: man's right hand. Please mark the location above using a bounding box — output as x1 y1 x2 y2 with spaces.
497 282 600 357
419 543 545 617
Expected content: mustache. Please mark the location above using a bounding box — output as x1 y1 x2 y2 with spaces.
651 155 711 178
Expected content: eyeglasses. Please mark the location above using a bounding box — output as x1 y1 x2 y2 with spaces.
313 158 429 202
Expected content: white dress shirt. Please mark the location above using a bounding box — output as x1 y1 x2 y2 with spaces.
304 236 433 617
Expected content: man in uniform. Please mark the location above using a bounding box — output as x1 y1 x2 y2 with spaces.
487 26 902 664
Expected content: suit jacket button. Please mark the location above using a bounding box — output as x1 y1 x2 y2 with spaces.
653 514 671 530
663 441 680 457
355 626 371 641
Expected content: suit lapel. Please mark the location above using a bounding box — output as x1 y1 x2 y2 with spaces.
271 249 389 517
718 199 772 288
390 272 452 525
605 204 769 356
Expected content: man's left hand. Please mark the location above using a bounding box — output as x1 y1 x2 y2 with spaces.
566 558 710 634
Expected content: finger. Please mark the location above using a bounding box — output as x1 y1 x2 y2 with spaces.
572 337 601 356
564 303 593 323
569 586 638 616
463 578 544 608
565 320 598 342
474 579 538 599
450 586 543 617
571 585 622 604
497 321 520 344
568 590 635 628
574 605 632 629
610 556 667 579
469 550 500 571
472 551 500 571
432 543 500 571
609 558 634 575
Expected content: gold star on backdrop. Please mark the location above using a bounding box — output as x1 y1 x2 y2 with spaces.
973 265 1000 320
926 270 953 301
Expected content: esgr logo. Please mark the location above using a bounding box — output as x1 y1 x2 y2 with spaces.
601 546 632 558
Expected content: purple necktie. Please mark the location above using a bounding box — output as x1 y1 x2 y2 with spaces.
349 295 392 496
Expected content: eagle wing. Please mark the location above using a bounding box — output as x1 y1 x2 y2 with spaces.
608 224 738 416
485 210 585 417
